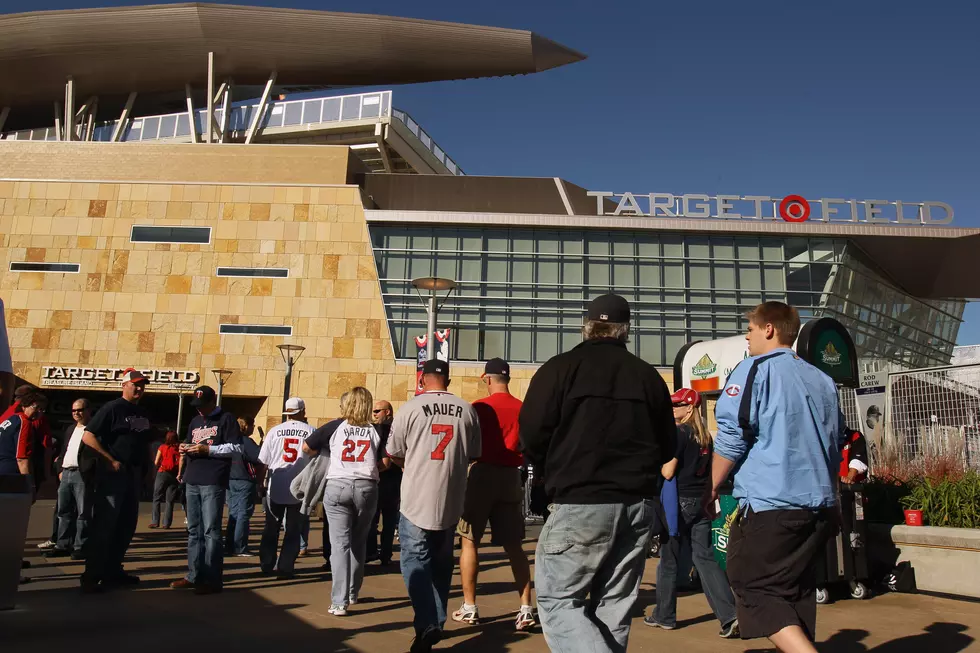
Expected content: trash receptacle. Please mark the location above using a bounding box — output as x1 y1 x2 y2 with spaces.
711 491 738 570
0 474 33 610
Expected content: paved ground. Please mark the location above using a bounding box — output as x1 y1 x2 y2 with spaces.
4 500 980 652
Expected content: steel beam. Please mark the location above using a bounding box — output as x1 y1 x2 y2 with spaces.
218 81 232 143
185 84 198 143
110 91 137 142
375 123 393 173
244 72 276 144
206 52 214 144
64 77 75 141
84 98 98 141
0 107 9 134
53 102 62 141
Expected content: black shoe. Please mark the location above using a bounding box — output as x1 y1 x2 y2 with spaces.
410 626 442 653
276 571 295 581
80 580 103 594
44 548 72 558
105 572 140 587
71 552 86 561
21 560 31 570
366 553 380 563
260 566 275 575
320 562 331 571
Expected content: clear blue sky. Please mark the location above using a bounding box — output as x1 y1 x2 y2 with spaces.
10 1 980 344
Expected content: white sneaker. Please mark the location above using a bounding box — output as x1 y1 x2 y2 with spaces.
37 540 57 550
515 607 536 631
328 604 348 617
452 604 480 625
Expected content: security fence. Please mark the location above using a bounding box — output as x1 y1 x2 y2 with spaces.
883 363 980 473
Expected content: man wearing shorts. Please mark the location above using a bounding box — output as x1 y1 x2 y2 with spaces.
709 301 842 653
386 359 481 653
453 358 534 631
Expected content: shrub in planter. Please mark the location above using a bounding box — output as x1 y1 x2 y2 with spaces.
899 473 980 529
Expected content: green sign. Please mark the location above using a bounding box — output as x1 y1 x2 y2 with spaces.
813 329 853 381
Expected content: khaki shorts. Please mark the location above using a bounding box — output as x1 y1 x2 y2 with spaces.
457 462 525 546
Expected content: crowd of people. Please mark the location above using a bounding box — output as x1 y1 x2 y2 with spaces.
2 296 854 653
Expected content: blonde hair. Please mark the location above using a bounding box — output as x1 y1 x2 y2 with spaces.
680 406 712 449
340 387 374 427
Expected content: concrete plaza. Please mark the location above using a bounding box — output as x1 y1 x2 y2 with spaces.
4 500 979 652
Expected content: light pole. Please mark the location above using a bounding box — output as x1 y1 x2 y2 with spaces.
411 277 457 361
212 369 233 407
276 344 306 421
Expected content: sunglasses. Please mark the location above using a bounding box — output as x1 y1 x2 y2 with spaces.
372 409 385 414
71 409 86 414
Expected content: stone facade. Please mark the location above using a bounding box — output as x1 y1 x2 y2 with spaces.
0 141 675 431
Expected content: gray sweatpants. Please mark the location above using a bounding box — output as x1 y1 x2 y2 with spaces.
324 478 379 607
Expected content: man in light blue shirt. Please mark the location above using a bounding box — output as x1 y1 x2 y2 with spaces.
707 302 842 653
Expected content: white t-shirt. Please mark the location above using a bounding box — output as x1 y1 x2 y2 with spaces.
326 420 383 482
61 424 86 469
386 391 481 531
258 419 314 505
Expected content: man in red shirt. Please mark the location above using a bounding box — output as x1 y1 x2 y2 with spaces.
453 358 535 631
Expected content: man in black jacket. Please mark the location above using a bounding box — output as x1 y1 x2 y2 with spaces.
520 293 676 653
170 385 241 595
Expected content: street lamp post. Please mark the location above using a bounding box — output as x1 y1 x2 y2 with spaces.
276 344 306 421
212 369 233 407
411 277 457 361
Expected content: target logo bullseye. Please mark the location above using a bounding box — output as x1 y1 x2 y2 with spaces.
779 195 810 222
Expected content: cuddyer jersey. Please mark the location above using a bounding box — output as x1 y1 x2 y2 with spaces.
386 391 481 530
714 348 844 513
259 419 314 505
326 420 384 482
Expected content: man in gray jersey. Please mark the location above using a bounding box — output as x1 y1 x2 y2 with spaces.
386 359 482 653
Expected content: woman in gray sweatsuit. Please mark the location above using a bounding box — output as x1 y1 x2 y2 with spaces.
317 387 386 616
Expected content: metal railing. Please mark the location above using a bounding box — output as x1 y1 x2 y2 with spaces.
1 89 463 175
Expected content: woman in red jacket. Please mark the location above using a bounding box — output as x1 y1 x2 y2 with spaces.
150 431 181 529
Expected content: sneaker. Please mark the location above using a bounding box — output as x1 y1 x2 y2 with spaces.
235 552 255 558
43 548 71 558
410 626 442 653
170 578 195 590
147 524 159 529
37 539 57 550
719 619 740 639
328 604 348 617
643 616 676 630
515 607 536 631
298 548 308 557
452 604 480 625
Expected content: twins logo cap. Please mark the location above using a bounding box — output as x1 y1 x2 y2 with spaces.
483 357 510 379
422 358 449 376
587 293 630 323
190 385 217 408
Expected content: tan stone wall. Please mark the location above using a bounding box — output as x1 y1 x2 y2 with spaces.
0 142 676 431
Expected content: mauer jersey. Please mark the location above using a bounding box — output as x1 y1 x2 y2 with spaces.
386 391 481 530
326 420 384 482
259 419 314 505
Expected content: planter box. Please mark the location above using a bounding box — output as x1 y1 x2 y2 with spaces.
868 523 980 599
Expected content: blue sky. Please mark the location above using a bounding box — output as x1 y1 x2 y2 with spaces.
9 1 980 344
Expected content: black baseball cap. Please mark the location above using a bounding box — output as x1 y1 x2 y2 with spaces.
190 385 217 407
587 293 631 323
483 358 510 379
422 359 449 376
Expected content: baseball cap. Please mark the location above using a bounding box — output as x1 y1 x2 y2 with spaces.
283 397 306 416
121 368 149 385
587 294 630 323
483 357 510 379
190 385 217 408
422 358 449 376
671 388 701 408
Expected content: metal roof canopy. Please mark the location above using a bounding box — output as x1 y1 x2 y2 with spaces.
0 3 585 129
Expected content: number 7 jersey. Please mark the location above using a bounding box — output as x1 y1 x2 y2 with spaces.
386 390 482 530
258 418 315 505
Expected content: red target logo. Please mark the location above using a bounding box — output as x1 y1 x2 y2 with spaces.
779 195 810 222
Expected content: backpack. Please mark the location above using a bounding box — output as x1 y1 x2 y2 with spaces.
159 444 180 473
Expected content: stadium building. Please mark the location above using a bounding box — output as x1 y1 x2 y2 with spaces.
1 3 978 433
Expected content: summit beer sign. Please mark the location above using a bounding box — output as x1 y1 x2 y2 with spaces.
586 192 954 226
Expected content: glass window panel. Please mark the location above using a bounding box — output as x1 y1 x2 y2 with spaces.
510 326 533 363
587 237 609 256
538 260 559 285
637 330 663 366
664 263 684 289
537 234 561 254
662 236 684 258
361 95 381 119
762 240 784 262
323 98 341 122
714 263 736 290
738 264 761 291
512 235 534 254
562 234 584 255
810 239 835 262
342 96 361 120
302 99 322 123
665 333 687 363
562 258 584 286
687 237 710 259
736 238 759 261
712 238 735 260
141 117 160 139
689 291 711 305
588 259 610 287
637 236 659 258
511 259 534 297
486 257 508 286
284 102 303 126
461 233 483 252
638 262 661 291
689 263 711 289
763 264 787 292
613 261 634 288
782 237 807 261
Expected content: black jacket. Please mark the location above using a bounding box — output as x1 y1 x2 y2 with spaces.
183 407 241 487
519 338 676 505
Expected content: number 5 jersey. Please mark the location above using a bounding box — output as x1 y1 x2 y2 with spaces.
386 390 482 530
259 418 315 505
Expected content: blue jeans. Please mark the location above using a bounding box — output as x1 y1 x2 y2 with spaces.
56 468 90 552
654 496 737 628
186 484 226 587
536 500 654 653
225 479 256 554
325 479 379 606
399 514 455 637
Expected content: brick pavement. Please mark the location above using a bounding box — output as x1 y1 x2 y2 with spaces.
5 501 979 652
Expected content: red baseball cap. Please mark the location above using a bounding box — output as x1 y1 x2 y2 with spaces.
671 388 701 408
121 368 149 385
